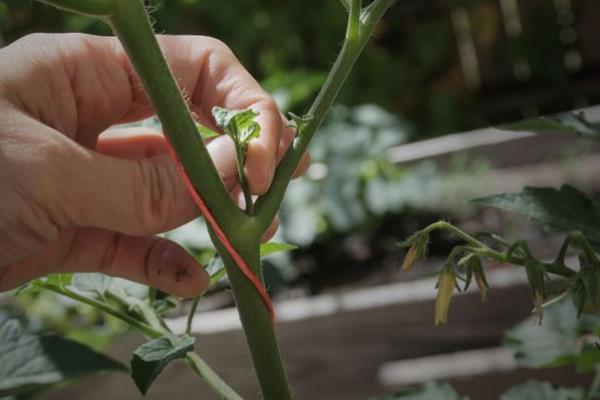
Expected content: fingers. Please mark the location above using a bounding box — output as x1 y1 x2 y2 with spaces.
0 228 208 298
96 128 169 159
63 229 208 298
294 151 311 178
261 216 280 243
59 146 198 236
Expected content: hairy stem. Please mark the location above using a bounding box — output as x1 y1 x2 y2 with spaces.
32 281 160 338
107 0 246 231
415 221 578 278
210 229 292 400
254 0 397 231
34 281 242 400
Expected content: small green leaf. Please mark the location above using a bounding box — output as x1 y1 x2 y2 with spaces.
500 380 584 400
368 382 464 399
500 111 600 141
42 273 73 289
151 298 178 315
473 185 600 244
205 256 227 287
195 123 219 140
259 242 298 257
212 106 261 145
130 335 195 395
72 273 112 298
0 319 126 397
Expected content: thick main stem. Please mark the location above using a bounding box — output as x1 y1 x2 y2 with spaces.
108 0 245 231
211 229 292 400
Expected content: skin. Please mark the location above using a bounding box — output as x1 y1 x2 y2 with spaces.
0 33 309 297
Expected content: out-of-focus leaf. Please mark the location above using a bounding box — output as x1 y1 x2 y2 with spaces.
72 273 112 298
205 256 227 287
42 274 73 289
368 382 464 399
0 319 126 397
575 344 600 372
151 298 178 315
473 185 600 244
130 335 195 395
259 242 298 257
504 296 600 368
501 111 600 141
500 380 584 400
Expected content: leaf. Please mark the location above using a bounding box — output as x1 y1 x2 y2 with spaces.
41 273 73 289
130 335 195 395
195 123 220 140
503 296 600 368
500 111 600 141
575 343 600 372
259 242 298 257
205 256 227 287
500 380 584 400
72 273 112 298
0 319 126 396
473 185 600 244
151 298 178 315
369 382 464 399
212 106 261 145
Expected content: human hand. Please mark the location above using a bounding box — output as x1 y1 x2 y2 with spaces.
0 33 309 297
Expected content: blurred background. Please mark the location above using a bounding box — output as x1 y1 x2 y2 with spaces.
1 0 600 399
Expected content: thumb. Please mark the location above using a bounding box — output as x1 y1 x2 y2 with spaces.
64 150 197 236
0 228 208 298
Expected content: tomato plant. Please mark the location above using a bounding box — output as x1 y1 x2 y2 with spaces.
1 0 399 399
3 1 600 399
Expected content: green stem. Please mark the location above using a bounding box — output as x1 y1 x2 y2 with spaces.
34 281 242 400
32 281 160 338
254 0 397 231
107 0 246 232
236 149 254 214
37 0 113 16
347 0 362 40
418 221 577 278
186 295 203 335
210 229 292 400
186 353 244 400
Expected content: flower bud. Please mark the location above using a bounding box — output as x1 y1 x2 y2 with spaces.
435 267 457 326
400 233 429 272
525 260 546 324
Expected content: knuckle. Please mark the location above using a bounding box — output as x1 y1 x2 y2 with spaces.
133 158 177 233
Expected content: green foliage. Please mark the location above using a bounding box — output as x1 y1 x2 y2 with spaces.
130 335 195 395
0 319 126 397
473 185 600 244
504 296 600 369
213 106 261 147
501 112 600 141
370 382 464 399
195 123 220 140
72 273 111 298
259 242 298 257
500 380 585 400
